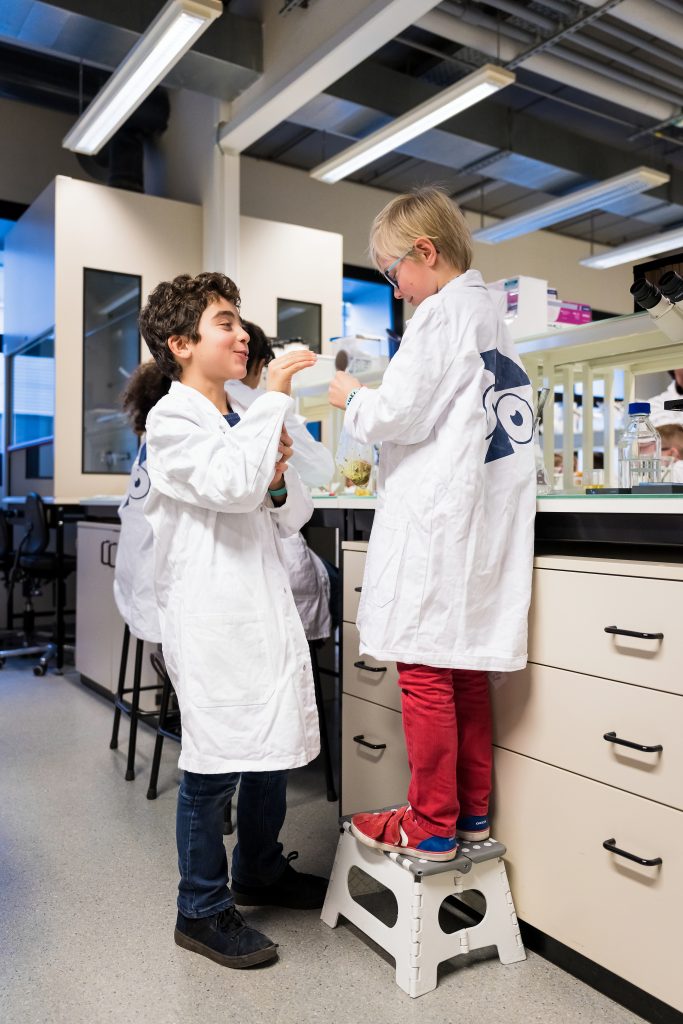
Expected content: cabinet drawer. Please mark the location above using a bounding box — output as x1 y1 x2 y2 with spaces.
341 693 409 816
493 749 682 1011
343 623 400 712
342 548 366 624
529 567 682 695
492 664 682 810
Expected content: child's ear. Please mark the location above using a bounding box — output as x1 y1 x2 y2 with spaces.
168 334 192 365
414 236 438 266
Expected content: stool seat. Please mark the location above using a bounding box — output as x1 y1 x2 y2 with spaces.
321 818 526 998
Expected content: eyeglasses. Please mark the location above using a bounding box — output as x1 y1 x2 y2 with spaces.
381 247 413 287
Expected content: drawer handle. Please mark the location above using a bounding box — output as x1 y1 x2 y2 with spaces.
353 734 387 750
603 731 663 754
603 838 662 867
604 625 663 641
354 660 387 674
354 586 362 593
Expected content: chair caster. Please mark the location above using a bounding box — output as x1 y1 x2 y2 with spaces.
146 788 157 800
125 769 135 781
109 739 118 750
33 664 47 676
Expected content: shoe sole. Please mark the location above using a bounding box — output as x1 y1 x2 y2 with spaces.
174 928 278 969
350 822 458 862
456 828 490 841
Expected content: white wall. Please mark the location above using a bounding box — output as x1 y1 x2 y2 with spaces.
239 157 634 315
53 176 203 498
239 215 343 346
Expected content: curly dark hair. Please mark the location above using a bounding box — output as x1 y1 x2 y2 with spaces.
138 272 241 380
121 361 172 435
242 320 275 376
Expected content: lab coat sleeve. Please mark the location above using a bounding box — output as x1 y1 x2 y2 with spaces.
344 303 482 446
268 466 314 537
146 392 292 513
285 412 335 487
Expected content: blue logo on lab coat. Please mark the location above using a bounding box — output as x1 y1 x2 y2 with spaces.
120 443 150 509
481 349 533 463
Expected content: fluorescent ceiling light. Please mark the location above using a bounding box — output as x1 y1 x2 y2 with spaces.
309 64 515 185
473 166 670 244
580 222 683 269
63 0 222 156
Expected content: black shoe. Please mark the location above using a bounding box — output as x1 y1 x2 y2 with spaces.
232 851 329 910
174 906 278 969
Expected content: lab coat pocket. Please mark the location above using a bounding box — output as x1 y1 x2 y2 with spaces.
365 514 407 608
182 613 275 708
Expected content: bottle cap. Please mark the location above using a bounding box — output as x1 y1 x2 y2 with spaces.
628 402 651 415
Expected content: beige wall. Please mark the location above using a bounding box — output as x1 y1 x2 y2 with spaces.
53 176 203 498
239 215 343 347
240 156 634 315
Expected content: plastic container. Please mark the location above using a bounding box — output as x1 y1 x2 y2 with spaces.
617 402 662 488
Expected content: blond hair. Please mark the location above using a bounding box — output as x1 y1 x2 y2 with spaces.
657 423 683 455
369 186 472 273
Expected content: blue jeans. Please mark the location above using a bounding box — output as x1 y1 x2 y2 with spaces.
176 769 289 918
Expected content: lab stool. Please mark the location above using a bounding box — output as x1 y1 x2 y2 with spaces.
321 820 525 998
110 624 162 781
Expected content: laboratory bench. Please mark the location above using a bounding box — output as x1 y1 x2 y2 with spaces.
71 491 682 1020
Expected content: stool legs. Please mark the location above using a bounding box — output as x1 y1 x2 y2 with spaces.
125 639 145 781
146 664 173 800
309 642 337 802
110 624 131 750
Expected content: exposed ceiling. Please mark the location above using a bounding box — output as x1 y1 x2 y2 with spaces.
1 0 683 252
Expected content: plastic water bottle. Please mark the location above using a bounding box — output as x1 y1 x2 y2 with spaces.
617 402 661 488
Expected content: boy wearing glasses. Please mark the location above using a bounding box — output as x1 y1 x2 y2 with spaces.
329 187 535 861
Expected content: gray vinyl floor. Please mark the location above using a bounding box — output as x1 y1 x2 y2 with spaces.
0 662 647 1024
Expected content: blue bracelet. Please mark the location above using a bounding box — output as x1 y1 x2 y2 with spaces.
346 387 361 408
268 485 288 497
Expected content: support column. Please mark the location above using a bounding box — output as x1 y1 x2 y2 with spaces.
202 101 240 281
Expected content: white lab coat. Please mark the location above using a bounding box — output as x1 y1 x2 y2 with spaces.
144 381 320 774
227 378 334 641
113 436 161 643
346 269 536 672
648 379 683 421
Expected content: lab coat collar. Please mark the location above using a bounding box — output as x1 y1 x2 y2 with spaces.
169 379 230 422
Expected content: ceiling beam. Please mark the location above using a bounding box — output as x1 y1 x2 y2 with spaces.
217 0 441 154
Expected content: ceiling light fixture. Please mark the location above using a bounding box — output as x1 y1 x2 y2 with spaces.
473 167 670 244
63 0 223 156
309 64 515 185
580 222 683 269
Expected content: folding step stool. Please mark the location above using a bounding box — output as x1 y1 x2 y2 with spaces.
321 820 525 998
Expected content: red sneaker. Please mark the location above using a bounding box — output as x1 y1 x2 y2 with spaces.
350 806 459 862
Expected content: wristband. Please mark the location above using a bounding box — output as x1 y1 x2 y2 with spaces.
346 387 361 408
268 485 288 497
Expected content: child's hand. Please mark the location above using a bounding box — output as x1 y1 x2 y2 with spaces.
269 426 293 489
266 350 317 396
329 371 361 410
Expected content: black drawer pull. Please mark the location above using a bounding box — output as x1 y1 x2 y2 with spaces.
603 731 663 753
353 734 386 750
354 586 362 593
354 660 387 674
604 625 663 640
603 838 662 867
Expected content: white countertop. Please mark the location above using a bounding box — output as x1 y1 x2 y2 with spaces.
65 492 683 515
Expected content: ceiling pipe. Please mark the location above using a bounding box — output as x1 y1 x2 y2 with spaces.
473 0 683 102
417 8 679 122
580 0 683 50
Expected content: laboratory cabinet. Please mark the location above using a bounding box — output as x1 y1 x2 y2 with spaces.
75 521 156 698
339 539 682 1014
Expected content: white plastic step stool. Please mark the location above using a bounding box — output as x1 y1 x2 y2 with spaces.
321 820 526 997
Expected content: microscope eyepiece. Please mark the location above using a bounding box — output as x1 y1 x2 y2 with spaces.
630 278 663 311
658 271 683 303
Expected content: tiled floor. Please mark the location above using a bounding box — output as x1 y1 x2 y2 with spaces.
0 663 647 1024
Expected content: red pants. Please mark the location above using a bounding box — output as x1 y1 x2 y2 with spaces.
397 662 492 838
